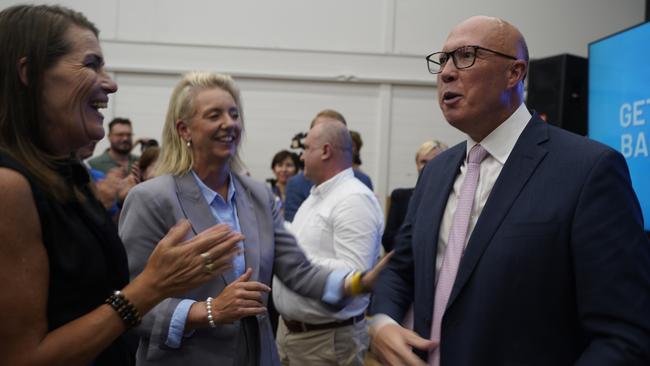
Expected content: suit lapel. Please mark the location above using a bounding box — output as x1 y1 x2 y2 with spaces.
175 173 217 234
175 172 248 285
447 116 549 309
233 175 261 283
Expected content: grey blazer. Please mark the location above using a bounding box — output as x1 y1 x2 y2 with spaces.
119 172 331 366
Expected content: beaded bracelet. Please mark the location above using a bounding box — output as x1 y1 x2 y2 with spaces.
105 290 142 329
206 296 216 328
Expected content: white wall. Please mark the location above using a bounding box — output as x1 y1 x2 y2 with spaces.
2 0 644 208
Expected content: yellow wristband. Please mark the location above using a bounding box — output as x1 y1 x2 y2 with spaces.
349 271 364 296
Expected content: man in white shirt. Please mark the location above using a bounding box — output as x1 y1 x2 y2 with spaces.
273 119 383 366
368 15 650 366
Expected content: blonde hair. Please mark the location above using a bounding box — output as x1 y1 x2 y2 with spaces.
156 71 246 176
415 140 448 162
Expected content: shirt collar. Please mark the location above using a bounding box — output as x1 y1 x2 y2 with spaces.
191 170 237 205
465 102 531 164
310 168 354 197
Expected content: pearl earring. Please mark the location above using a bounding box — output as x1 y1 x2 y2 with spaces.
186 140 191 147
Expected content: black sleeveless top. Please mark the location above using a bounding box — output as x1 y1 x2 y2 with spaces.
0 153 134 365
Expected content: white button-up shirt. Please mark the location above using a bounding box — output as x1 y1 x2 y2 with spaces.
435 103 531 279
273 168 383 323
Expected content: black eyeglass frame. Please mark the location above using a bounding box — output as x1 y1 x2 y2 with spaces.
425 45 518 74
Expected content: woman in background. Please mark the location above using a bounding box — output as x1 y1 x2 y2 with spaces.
269 149 299 215
382 140 448 252
0 5 239 365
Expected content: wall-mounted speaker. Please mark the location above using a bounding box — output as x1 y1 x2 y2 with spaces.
526 54 588 136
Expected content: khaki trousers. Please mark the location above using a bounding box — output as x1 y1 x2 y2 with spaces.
276 316 369 366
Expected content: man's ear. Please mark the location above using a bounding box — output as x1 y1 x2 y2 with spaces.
18 57 29 86
321 143 332 161
507 60 527 88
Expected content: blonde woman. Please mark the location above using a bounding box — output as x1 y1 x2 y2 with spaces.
119 72 383 366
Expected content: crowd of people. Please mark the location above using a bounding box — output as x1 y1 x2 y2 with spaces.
1 4 649 366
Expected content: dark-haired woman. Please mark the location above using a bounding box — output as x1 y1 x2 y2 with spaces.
269 150 300 216
0 5 239 365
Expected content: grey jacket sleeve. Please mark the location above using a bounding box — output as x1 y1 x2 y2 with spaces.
262 181 332 299
118 179 184 348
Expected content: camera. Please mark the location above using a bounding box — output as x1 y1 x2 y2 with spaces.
290 132 307 150
290 132 307 170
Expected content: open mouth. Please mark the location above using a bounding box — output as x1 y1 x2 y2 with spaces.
90 101 108 110
442 92 462 104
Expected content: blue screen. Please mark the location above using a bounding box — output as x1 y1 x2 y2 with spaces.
589 22 650 230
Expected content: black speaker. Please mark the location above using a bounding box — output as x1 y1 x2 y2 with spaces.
526 54 588 136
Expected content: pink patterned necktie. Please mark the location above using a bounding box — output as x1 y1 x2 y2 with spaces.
430 144 488 366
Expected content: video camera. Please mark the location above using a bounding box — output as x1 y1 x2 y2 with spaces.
291 132 307 151
290 132 307 170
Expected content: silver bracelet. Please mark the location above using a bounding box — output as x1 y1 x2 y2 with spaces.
206 296 216 328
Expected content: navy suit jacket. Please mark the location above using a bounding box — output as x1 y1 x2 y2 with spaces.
382 187 414 252
370 115 650 365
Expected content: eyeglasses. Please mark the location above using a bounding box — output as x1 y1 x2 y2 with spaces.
425 45 518 74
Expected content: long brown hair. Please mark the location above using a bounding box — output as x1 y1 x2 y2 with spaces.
0 4 99 201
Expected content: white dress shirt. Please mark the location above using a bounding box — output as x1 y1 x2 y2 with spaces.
435 103 531 279
371 103 532 331
273 168 383 323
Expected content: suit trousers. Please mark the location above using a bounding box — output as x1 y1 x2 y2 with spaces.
276 316 369 366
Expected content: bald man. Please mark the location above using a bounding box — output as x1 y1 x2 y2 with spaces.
284 110 373 222
273 120 383 365
369 15 650 366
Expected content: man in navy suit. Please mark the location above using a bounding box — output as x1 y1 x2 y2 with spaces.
368 15 650 366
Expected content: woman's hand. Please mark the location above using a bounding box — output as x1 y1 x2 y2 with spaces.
211 268 270 324
132 220 243 304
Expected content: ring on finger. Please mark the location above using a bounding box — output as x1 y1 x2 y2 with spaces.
200 252 213 264
204 262 215 273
